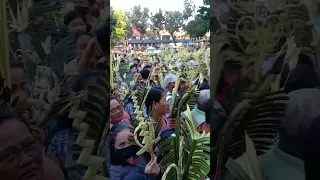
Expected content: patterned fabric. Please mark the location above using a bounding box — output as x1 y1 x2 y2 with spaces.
46 129 108 180
158 114 171 137
110 118 130 129
110 155 148 180
125 102 148 120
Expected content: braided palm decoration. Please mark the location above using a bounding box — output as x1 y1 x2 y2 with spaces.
68 72 109 180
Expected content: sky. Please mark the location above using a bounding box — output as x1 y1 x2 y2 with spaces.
111 0 204 14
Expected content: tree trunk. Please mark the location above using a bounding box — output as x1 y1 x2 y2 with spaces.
169 30 177 46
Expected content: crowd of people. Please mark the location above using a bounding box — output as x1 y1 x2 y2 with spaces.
110 45 211 179
0 0 109 179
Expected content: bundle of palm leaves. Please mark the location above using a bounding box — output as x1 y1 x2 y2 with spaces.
116 46 210 179
212 0 319 179
3 0 111 179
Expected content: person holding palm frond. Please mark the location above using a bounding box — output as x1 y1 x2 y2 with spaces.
108 122 161 180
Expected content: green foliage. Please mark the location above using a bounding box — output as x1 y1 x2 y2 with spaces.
185 0 209 37
150 9 166 32
158 105 210 180
185 16 208 38
111 7 128 47
128 5 150 34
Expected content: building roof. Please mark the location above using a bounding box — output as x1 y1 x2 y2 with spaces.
132 27 141 37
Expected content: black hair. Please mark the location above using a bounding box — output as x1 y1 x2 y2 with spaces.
271 52 320 93
121 171 149 180
216 73 225 94
71 70 103 92
96 23 109 53
143 65 152 69
63 10 91 32
130 64 137 70
140 69 150 80
110 95 119 103
203 99 211 124
108 122 133 166
145 87 165 114
133 58 140 63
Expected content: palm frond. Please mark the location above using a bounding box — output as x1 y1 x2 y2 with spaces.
67 71 110 179
213 91 288 176
159 105 210 180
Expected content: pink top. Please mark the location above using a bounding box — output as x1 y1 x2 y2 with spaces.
110 118 130 129
159 114 170 136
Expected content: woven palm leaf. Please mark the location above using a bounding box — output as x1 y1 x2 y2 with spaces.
68 70 110 179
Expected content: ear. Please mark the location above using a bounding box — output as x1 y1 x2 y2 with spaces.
152 101 159 110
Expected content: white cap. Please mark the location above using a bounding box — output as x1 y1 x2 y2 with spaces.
164 74 177 88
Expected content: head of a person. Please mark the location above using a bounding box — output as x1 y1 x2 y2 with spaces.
285 53 320 93
164 74 177 92
140 69 150 80
143 65 152 71
10 60 28 113
134 58 140 65
74 0 95 16
130 64 137 74
223 60 243 84
64 10 89 34
280 88 320 159
145 87 168 116
197 89 210 112
75 32 92 57
122 171 149 180
109 122 140 165
110 96 124 125
0 112 43 179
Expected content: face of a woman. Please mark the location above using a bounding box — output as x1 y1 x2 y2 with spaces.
68 17 87 34
76 34 92 57
11 67 28 113
131 67 137 73
154 92 169 116
114 128 132 149
0 119 43 180
110 99 123 125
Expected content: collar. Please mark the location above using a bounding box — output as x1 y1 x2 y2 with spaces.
193 106 205 115
273 144 304 172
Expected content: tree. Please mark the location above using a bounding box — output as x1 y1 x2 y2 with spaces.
197 0 210 31
111 7 128 47
185 0 210 38
150 9 165 33
185 16 207 38
183 0 196 19
128 5 150 34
